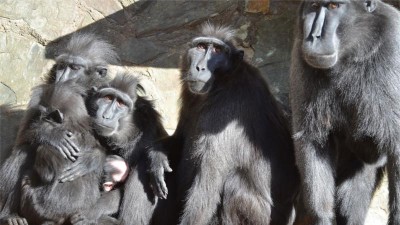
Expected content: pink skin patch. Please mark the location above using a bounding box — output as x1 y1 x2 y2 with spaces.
102 158 129 192
103 182 114 192
110 160 129 182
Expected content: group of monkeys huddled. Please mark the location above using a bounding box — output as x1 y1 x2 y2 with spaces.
1 1 400 225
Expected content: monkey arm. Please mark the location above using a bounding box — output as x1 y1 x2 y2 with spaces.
147 144 172 199
0 145 35 220
0 99 42 218
34 145 66 183
118 161 160 225
147 134 184 199
59 146 105 182
70 189 122 224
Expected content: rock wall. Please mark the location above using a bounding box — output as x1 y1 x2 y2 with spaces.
1 0 398 224
0 0 301 157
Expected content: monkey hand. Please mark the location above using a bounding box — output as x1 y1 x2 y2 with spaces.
51 130 80 162
59 160 88 182
70 213 97 225
4 216 28 225
148 151 172 199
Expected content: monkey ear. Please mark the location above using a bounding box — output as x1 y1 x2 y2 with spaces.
364 0 377 12
47 109 64 124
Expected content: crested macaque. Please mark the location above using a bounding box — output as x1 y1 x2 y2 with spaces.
161 23 299 225
79 73 170 225
18 81 112 225
290 1 400 225
102 155 130 192
0 33 119 224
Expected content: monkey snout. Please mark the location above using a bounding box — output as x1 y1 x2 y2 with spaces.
196 66 206 71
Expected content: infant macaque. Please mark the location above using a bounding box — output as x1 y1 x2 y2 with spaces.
102 155 129 192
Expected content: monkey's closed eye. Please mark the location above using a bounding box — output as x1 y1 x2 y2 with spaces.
103 95 113 101
116 99 127 107
70 64 82 71
328 2 339 9
213 45 222 54
197 43 207 51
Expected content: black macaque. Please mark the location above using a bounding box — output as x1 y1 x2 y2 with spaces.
17 81 116 225
290 1 400 225
83 73 170 225
0 33 118 224
166 23 299 225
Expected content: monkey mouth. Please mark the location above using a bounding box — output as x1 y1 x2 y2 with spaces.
187 80 205 85
187 80 210 94
303 52 338 69
103 182 114 192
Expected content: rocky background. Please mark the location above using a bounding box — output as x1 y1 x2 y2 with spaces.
1 0 399 224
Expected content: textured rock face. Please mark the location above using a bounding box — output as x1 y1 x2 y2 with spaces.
0 0 300 140
0 0 397 224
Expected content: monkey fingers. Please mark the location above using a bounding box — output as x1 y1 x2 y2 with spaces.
70 213 94 225
54 143 77 162
163 159 173 173
59 134 80 160
50 136 79 162
59 163 87 182
150 166 168 199
7 217 28 225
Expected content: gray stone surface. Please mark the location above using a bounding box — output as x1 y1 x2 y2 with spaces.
0 0 396 224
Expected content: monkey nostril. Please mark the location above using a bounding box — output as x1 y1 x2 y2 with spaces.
196 66 200 71
311 33 321 39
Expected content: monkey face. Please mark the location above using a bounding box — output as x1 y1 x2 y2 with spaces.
184 37 232 94
300 0 377 69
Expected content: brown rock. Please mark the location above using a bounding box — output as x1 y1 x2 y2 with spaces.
245 0 270 14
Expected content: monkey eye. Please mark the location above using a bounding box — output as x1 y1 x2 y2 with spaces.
103 95 113 101
213 45 222 54
197 43 207 51
70 64 82 71
328 2 339 9
311 2 320 9
116 98 127 108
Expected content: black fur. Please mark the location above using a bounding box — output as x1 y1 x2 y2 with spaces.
290 1 400 224
85 73 169 225
18 81 107 225
0 33 118 224
170 23 299 225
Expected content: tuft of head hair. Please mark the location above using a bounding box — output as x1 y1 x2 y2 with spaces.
200 22 236 42
57 32 119 65
32 80 89 119
109 72 142 98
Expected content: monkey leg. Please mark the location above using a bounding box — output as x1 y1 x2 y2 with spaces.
294 140 336 225
335 154 383 225
220 170 272 225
